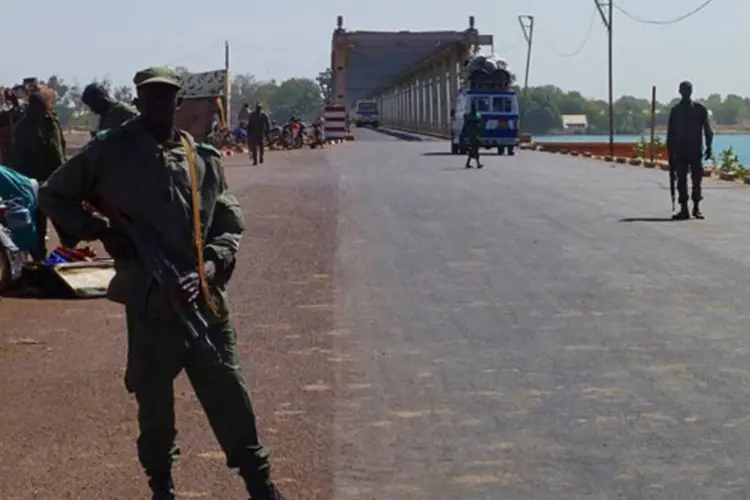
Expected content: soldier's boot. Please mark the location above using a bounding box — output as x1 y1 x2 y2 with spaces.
246 481 284 500
672 203 690 220
692 201 705 219
147 471 176 500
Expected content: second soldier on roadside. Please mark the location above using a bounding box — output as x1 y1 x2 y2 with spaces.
39 67 284 500
246 103 270 165
81 83 138 132
9 92 72 259
667 80 713 220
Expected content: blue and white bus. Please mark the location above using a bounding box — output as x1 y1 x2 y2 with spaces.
450 90 520 155
450 55 520 155
353 99 380 128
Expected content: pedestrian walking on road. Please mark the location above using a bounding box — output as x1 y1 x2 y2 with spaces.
38 67 284 500
247 103 270 165
81 83 138 132
463 102 483 169
667 80 713 220
238 102 250 129
9 92 74 259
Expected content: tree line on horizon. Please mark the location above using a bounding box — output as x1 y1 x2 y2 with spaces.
21 68 750 136
28 67 326 129
520 85 750 135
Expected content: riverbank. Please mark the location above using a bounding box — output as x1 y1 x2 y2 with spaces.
533 134 750 165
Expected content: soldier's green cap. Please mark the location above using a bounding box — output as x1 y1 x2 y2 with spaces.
133 67 181 89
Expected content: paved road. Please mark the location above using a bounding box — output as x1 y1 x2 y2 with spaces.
5 131 750 499
331 129 750 499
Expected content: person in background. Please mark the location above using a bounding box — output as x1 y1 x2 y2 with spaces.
81 83 138 132
238 102 250 129
462 101 484 169
38 66 284 500
0 164 39 254
246 103 270 165
667 80 713 220
9 92 73 259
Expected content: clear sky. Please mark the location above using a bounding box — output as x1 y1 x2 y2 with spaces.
1 0 742 101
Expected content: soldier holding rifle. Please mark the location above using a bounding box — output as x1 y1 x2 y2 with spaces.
667 80 713 220
39 67 284 500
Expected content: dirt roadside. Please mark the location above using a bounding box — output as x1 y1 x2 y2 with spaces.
0 147 339 499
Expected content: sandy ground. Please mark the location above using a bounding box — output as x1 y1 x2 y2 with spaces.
0 147 338 498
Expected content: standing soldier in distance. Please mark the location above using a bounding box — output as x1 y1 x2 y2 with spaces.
247 103 270 165
38 67 284 500
9 92 72 259
667 80 713 220
81 83 139 132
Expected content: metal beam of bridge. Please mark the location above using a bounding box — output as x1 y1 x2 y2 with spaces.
330 16 493 137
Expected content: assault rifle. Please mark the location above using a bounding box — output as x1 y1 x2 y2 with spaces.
105 209 221 363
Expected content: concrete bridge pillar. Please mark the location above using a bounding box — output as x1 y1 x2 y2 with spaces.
429 67 438 133
420 77 424 130
438 62 448 135
409 80 419 128
400 86 405 127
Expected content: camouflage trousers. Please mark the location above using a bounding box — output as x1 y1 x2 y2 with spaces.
124 309 271 484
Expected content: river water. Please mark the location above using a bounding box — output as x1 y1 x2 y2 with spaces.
533 134 750 165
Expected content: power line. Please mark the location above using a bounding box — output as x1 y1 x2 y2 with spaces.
613 0 716 25
539 7 598 58
495 36 525 53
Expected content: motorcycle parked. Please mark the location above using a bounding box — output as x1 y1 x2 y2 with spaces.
0 197 32 294
309 120 325 149
264 125 282 150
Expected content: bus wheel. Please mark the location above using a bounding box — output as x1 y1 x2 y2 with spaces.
497 147 505 155
507 146 515 156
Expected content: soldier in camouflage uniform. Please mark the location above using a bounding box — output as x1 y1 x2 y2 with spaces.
10 92 70 259
82 83 139 132
39 67 283 500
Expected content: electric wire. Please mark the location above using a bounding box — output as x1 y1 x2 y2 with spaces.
495 36 525 52
613 0 716 25
539 7 598 58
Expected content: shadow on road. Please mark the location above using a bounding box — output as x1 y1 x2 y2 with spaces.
422 152 455 156
618 217 679 223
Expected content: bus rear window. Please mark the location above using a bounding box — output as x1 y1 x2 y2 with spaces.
493 96 513 113
357 102 377 112
470 96 491 112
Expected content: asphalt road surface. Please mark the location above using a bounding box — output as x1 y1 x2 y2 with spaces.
4 130 750 499
332 129 750 499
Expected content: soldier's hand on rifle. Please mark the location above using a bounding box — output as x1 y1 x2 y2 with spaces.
204 260 217 281
177 271 201 303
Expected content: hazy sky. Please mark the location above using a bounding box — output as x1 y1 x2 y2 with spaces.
1 0 743 101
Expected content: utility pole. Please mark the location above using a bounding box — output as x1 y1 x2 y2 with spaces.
224 40 231 131
518 15 534 133
594 0 613 158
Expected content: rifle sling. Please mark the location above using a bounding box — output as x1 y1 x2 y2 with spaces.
179 133 219 318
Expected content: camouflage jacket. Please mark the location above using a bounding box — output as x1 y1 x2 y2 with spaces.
39 117 243 323
10 112 66 181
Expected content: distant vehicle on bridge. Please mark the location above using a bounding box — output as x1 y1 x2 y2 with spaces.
450 56 519 156
353 99 380 128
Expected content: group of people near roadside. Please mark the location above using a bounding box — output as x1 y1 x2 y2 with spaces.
0 84 137 260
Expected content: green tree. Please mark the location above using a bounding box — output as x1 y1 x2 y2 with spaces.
269 78 323 122
113 85 133 103
316 68 333 104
